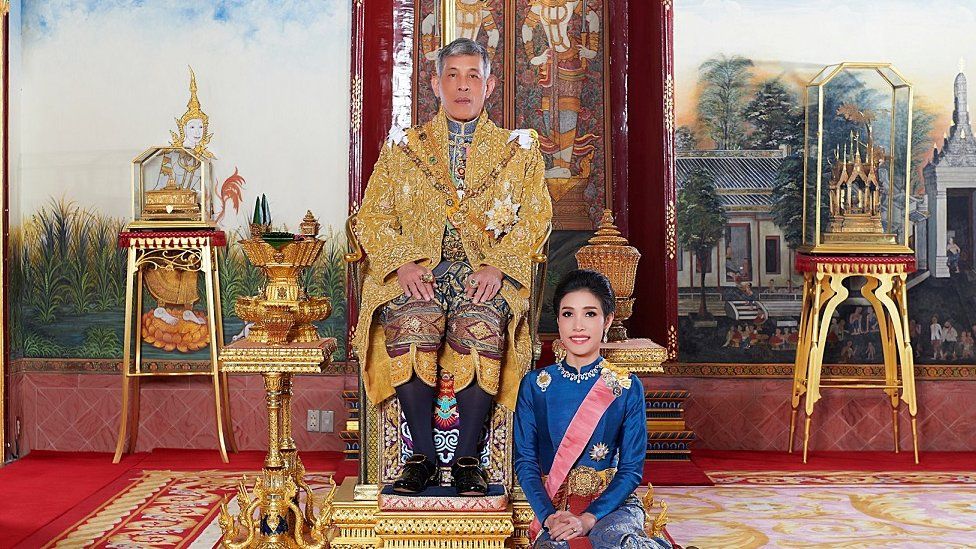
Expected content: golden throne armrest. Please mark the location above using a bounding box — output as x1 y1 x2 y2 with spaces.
344 215 366 322
529 223 552 362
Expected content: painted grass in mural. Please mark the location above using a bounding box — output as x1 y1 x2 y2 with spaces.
10 198 348 362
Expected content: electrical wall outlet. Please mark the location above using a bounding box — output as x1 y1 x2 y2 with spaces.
320 410 335 433
306 409 320 432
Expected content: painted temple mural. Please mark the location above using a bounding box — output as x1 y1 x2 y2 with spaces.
410 1 611 333
9 1 353 367
675 0 976 365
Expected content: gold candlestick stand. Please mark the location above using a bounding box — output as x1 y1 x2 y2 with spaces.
788 254 919 463
218 338 338 548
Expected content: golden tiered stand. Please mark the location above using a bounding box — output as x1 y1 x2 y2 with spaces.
788 254 919 463
218 339 338 548
114 230 236 463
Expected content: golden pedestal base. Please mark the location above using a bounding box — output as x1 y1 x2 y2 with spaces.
788 254 920 463
217 339 338 548
329 478 533 549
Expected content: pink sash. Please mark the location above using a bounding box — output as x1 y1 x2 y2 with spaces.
529 376 617 539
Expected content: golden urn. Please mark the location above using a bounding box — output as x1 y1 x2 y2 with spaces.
575 209 641 341
235 213 332 344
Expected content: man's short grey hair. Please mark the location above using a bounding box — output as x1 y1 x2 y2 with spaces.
436 38 491 77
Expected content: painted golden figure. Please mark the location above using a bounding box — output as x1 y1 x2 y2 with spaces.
521 0 600 180
422 0 501 61
353 38 552 496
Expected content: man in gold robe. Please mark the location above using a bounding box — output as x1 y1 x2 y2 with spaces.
353 38 552 495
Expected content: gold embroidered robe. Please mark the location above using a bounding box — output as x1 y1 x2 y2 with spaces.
353 110 552 410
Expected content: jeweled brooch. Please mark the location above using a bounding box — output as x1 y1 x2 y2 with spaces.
536 370 551 392
589 443 609 462
485 194 521 238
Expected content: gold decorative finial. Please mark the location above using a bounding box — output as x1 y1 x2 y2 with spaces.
587 209 629 245
301 210 321 236
170 66 214 157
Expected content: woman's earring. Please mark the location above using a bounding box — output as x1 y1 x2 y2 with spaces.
603 328 610 343
554 341 568 362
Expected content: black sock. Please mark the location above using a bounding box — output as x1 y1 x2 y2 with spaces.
454 384 493 461
394 376 438 462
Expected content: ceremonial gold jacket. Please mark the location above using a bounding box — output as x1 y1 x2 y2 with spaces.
352 110 552 410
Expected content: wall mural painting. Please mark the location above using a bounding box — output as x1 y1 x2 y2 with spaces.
674 0 976 367
414 0 507 123
8 200 350 363
410 0 612 334
11 1 352 366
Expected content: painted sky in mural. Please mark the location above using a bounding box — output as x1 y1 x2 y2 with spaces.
17 0 351 228
676 0 976 142
10 1 353 362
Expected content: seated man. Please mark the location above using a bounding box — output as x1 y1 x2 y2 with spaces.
353 37 552 496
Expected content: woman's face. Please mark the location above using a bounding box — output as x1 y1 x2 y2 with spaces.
184 118 204 147
557 289 613 363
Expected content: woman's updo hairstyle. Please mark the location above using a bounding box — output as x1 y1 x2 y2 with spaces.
552 269 616 317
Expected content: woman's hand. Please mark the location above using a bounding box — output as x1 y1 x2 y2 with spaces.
545 511 596 541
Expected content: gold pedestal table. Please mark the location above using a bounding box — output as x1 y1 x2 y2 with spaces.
788 254 919 463
217 338 338 549
114 229 236 464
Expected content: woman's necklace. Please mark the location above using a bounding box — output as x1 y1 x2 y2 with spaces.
557 361 601 383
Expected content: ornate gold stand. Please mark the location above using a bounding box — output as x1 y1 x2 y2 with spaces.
114 230 235 463
788 254 919 463
218 339 339 548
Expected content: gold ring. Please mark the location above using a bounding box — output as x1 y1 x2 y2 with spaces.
468 278 480 288
421 272 434 283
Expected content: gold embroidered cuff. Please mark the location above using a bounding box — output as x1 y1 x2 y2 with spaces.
440 346 501 395
389 344 439 388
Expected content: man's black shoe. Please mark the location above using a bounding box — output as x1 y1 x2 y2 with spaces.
451 456 488 496
393 454 438 494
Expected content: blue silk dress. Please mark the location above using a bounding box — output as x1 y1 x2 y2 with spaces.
514 357 673 549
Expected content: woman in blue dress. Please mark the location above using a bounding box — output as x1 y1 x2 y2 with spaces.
514 269 674 548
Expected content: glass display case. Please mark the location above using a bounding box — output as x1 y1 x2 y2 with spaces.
129 145 214 229
800 63 913 254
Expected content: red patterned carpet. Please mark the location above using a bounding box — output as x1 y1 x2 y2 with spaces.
2 450 975 547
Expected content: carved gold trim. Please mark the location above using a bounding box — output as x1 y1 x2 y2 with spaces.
374 514 514 536
664 73 675 138
665 202 676 260
219 342 336 374
351 75 363 134
667 325 678 360
663 0 673 10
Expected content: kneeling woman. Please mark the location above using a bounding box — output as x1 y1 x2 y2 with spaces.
514 270 673 548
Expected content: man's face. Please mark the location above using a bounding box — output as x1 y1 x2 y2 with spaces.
431 54 496 122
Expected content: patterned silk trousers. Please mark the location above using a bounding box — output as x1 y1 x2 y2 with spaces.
380 226 510 396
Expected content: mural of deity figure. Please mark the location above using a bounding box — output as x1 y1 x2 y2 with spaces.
521 0 600 179
421 0 500 61
143 68 215 348
155 68 214 192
